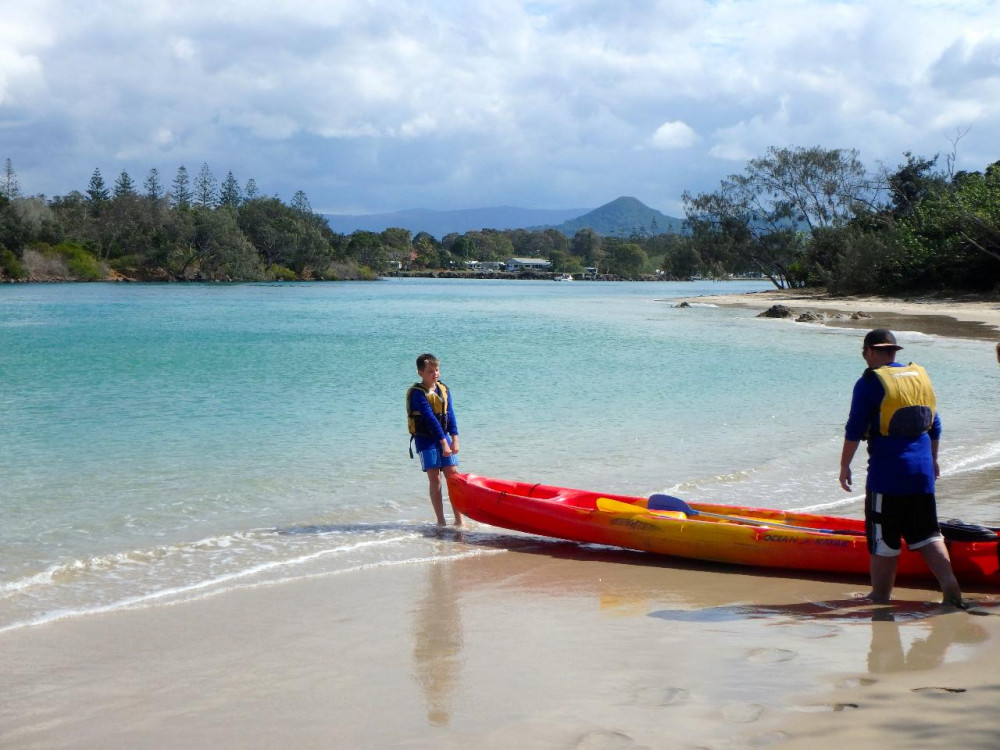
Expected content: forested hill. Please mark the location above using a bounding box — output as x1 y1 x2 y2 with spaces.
324 205 589 237
322 196 684 238
547 196 685 236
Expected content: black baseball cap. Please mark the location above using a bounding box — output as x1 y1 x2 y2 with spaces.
863 328 903 351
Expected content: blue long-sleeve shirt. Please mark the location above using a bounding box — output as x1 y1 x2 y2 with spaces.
845 362 941 494
410 385 458 453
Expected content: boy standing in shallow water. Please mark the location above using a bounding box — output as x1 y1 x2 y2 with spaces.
407 353 464 527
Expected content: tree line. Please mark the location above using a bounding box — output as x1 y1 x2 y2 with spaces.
2 150 998 292
681 145 1000 293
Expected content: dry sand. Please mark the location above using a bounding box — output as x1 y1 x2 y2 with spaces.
2 536 999 750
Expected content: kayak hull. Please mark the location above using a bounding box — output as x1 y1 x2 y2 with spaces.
447 473 1000 588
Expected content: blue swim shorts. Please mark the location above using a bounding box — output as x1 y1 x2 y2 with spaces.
418 443 459 472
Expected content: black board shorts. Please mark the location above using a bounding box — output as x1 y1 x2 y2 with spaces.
865 491 942 557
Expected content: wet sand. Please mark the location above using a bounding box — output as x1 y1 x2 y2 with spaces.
2 535 999 750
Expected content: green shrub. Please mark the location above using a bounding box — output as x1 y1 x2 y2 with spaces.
1 247 27 279
269 265 298 281
52 242 105 280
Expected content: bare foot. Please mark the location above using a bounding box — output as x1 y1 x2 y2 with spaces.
942 593 968 609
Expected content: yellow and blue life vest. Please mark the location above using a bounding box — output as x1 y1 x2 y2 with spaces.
406 382 450 437
865 363 936 438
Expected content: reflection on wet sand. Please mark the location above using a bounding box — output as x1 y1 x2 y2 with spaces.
868 610 988 674
412 562 464 726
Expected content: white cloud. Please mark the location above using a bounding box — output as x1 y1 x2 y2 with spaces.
1 0 999 212
650 121 699 149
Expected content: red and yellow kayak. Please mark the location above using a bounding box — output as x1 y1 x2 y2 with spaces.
447 473 1000 588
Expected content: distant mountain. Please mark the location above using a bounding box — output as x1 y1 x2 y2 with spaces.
322 196 686 238
323 206 590 238
546 196 685 237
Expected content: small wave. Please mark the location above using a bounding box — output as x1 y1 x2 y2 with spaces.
0 567 61 597
165 548 505 608
0 546 502 635
0 523 433 635
792 494 864 513
941 440 1000 476
0 528 277 598
0 319 44 328
662 466 761 495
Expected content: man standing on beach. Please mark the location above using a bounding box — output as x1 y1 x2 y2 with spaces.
839 329 964 606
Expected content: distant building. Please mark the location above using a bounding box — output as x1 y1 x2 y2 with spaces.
478 261 505 272
504 257 551 272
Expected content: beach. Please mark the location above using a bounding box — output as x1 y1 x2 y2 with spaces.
3 281 1000 749
3 533 999 750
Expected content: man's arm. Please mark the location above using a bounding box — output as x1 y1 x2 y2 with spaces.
839 439 860 492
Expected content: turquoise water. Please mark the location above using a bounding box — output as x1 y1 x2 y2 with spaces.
2 278 998 631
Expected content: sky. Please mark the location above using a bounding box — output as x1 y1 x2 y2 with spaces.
1 0 998 217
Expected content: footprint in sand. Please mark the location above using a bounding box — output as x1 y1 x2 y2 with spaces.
575 729 650 750
631 686 692 707
722 702 765 723
746 731 791 748
793 623 842 639
837 676 878 689
793 702 860 712
912 686 967 694
745 647 797 663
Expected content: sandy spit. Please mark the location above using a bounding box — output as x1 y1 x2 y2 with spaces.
677 288 1000 341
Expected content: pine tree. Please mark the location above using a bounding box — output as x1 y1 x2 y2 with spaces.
244 177 259 201
1 158 21 199
219 171 242 209
291 190 312 214
144 168 163 201
172 165 192 209
113 170 137 198
194 162 218 208
87 168 110 202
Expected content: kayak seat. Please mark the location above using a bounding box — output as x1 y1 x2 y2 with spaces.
940 519 999 542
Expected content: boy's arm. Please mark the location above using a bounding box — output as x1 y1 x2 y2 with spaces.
411 389 448 443
447 390 458 454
